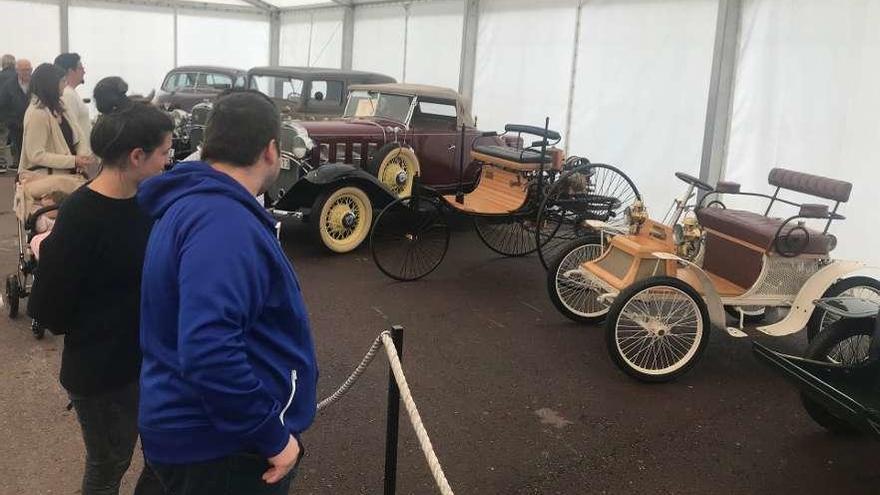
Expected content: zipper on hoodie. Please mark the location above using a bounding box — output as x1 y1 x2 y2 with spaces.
279 369 297 425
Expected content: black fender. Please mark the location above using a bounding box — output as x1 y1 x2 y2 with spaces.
272 164 398 212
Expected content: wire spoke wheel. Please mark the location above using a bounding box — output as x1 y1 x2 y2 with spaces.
547 237 609 324
801 317 876 434
378 155 415 197
606 277 710 382
371 146 419 198
808 276 880 340
473 215 538 257
312 186 373 254
536 162 641 270
370 196 450 281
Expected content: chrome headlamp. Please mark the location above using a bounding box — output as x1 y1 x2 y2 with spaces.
283 122 313 159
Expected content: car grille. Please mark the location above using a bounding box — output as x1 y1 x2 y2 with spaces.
311 140 379 169
191 104 212 126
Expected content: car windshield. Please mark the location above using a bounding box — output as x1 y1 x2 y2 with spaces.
343 91 414 124
249 74 305 101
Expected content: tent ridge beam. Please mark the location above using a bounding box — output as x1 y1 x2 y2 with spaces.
238 0 277 13
280 0 431 14
79 0 268 15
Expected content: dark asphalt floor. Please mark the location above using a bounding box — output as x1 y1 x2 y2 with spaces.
0 173 876 494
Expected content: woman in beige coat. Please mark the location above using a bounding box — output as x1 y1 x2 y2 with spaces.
19 63 95 175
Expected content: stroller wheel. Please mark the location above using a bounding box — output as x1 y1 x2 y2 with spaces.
5 275 20 319
31 320 45 340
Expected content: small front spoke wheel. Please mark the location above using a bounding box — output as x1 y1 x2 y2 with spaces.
370 196 450 281
547 236 609 324
605 276 710 382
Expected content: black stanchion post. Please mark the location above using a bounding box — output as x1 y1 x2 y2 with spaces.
383 325 405 495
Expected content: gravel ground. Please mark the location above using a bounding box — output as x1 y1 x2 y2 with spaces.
0 174 876 494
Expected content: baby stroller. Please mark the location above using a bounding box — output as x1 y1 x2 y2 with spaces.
6 173 85 339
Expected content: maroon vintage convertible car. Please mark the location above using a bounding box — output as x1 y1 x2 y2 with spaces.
270 83 510 253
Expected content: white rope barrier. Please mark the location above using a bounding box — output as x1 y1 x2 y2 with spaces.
315 330 455 495
317 332 386 412
380 332 455 495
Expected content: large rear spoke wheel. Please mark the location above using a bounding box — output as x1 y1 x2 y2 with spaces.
605 277 710 382
536 162 641 270
473 215 538 257
370 196 450 281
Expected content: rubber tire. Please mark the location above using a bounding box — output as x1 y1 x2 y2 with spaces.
310 185 374 254
800 317 874 435
807 276 880 341
6 275 20 319
546 236 608 324
605 276 711 383
367 144 419 198
31 320 45 340
724 306 767 324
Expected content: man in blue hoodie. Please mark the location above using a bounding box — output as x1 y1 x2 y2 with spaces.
137 91 317 494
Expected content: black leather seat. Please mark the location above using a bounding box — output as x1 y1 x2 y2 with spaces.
473 145 552 164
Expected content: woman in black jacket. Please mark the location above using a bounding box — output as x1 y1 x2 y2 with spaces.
29 102 172 495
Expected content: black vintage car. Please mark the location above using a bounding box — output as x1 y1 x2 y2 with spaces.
247 66 395 121
154 65 248 112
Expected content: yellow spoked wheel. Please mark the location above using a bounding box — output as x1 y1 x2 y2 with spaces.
312 186 373 253
374 147 419 197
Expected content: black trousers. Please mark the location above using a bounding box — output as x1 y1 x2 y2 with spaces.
68 381 165 495
10 128 22 168
148 453 296 495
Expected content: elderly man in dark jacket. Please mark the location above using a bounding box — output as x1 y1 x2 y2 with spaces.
0 55 14 86
0 54 15 171
0 58 31 170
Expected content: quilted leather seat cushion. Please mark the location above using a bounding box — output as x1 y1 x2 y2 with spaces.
473 145 552 164
696 207 832 255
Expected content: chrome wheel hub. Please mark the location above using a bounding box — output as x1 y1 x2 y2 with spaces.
395 170 408 186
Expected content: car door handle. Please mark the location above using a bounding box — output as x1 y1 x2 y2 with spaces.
448 145 456 152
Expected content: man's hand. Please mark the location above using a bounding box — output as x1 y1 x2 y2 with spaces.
263 434 301 484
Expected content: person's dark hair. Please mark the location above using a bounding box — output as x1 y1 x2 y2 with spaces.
90 102 173 167
54 52 81 73
94 76 130 114
201 91 280 167
29 63 66 115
